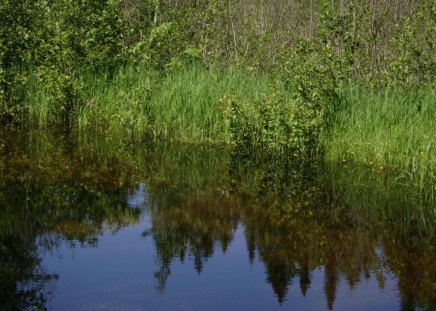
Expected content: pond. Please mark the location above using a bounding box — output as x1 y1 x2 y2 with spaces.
0 128 435 310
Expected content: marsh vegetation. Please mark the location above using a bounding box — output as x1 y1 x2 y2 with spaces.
1 0 435 193
0 1 435 310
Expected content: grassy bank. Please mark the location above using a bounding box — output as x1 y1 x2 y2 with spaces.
2 1 434 193
325 86 436 199
77 65 275 142
23 65 320 155
4 65 436 195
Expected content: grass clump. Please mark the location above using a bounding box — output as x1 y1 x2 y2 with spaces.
326 85 436 198
74 65 275 142
75 65 326 157
145 65 272 143
77 66 155 135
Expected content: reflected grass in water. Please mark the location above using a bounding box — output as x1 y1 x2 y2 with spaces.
16 66 436 195
0 128 435 310
326 85 436 200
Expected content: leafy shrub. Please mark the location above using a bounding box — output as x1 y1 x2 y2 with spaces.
384 2 435 87
220 92 325 157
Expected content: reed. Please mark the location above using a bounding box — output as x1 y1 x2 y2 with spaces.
9 64 436 196
325 85 436 198
76 64 274 142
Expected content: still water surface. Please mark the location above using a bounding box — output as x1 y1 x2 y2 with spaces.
0 129 435 310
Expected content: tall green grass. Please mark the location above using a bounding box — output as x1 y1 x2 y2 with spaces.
325 85 436 199
77 65 155 135
8 65 436 196
147 66 273 142
76 65 274 142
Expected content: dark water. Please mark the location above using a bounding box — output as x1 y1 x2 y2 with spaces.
0 129 435 311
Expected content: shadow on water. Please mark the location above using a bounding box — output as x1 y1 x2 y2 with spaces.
0 128 435 310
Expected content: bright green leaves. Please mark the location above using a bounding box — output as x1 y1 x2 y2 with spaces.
385 2 436 87
220 92 324 157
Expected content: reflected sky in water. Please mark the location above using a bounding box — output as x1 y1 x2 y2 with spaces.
42 208 401 311
0 129 434 310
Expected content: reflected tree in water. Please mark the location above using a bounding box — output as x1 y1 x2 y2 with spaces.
143 190 239 292
142 147 436 310
1 129 435 310
0 130 143 310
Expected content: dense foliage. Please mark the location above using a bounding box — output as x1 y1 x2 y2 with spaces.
0 3 434 308
0 0 435 157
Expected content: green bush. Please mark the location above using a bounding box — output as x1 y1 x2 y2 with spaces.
220 92 324 157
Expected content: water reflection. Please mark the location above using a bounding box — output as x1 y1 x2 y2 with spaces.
0 180 141 310
0 128 435 310
143 184 436 310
